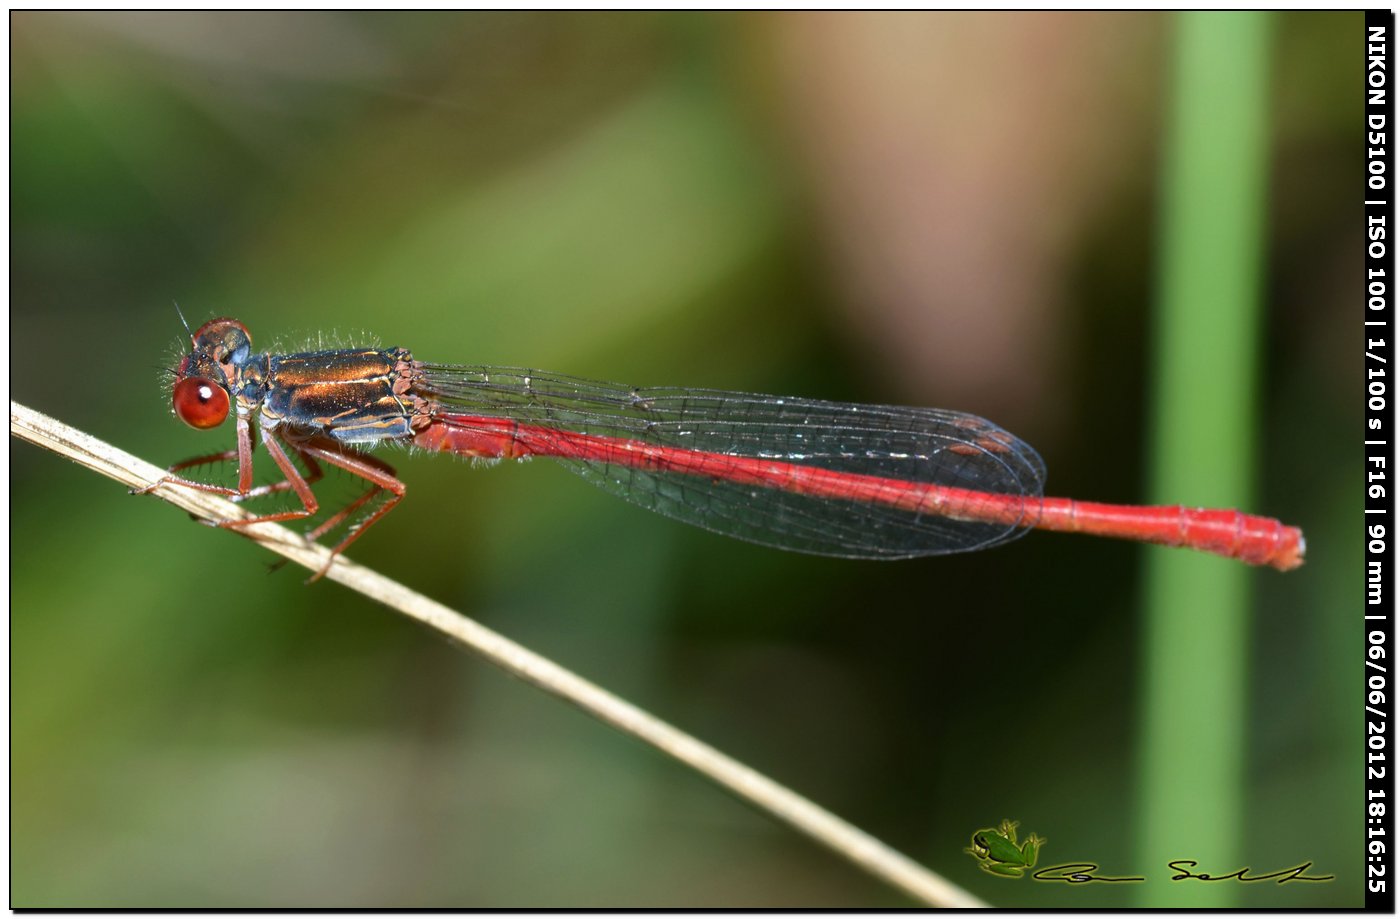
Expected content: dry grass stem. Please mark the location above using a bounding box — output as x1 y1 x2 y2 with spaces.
11 400 987 908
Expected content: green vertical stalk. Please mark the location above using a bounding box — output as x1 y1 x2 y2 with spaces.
1135 12 1272 908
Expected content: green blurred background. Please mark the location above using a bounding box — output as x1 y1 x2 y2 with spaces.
10 11 1360 907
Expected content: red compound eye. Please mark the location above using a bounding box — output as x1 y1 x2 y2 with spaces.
172 377 230 429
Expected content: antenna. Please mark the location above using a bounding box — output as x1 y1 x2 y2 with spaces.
173 300 192 338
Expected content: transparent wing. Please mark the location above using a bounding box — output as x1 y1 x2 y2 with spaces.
414 365 1047 559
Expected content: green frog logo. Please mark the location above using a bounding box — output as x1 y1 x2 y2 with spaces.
966 820 1045 878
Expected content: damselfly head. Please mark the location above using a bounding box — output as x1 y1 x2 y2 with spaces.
168 317 252 430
